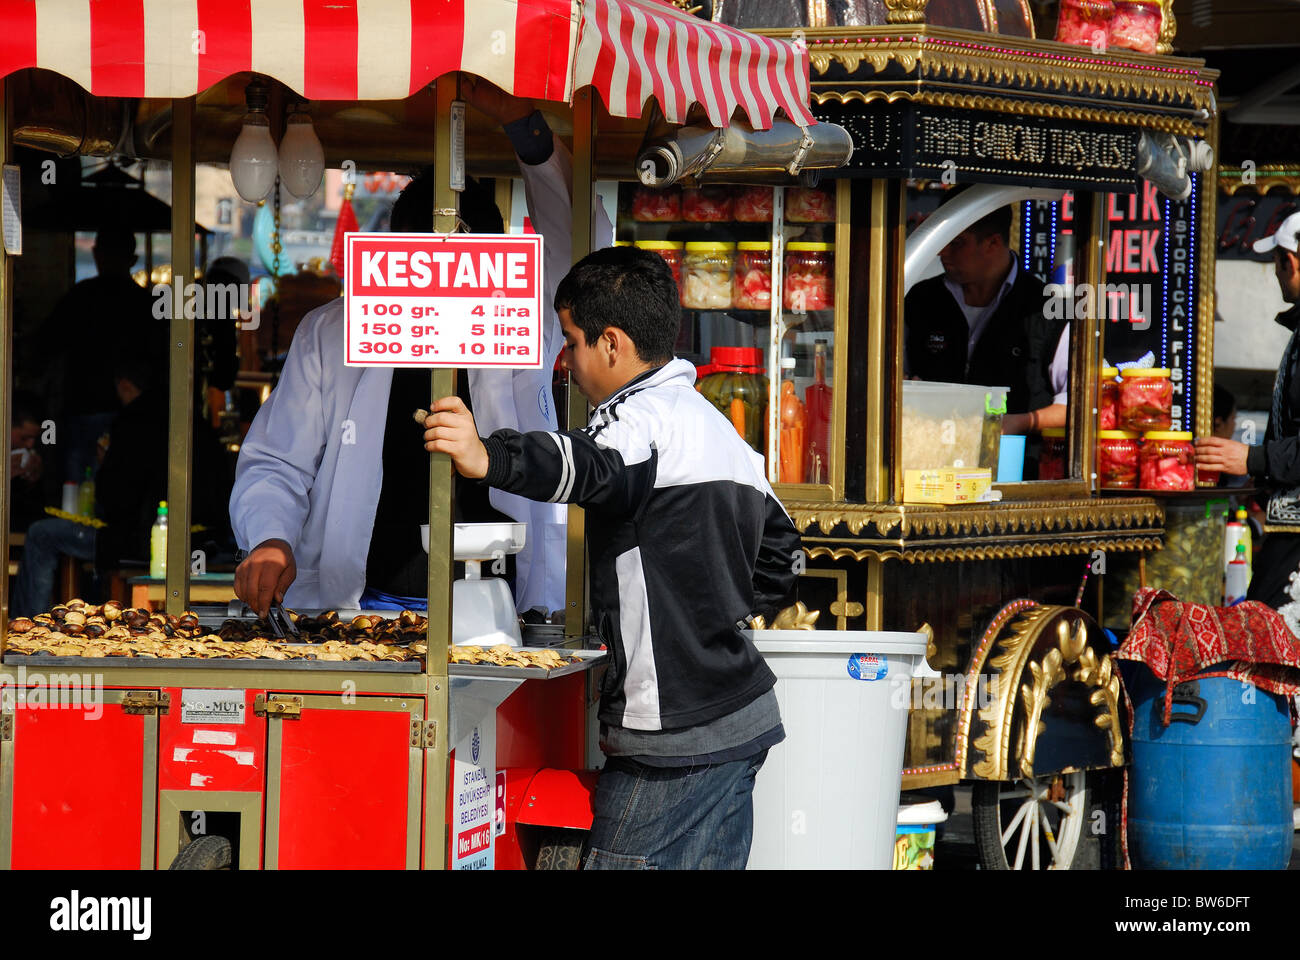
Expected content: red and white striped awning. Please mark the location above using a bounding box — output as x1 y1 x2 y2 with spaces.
0 0 813 130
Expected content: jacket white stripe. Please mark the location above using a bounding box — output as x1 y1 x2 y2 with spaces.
547 433 570 503
616 546 661 730
559 434 578 502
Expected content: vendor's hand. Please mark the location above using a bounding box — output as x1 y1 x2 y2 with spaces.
1195 436 1249 476
11 448 42 482
462 74 533 127
234 538 297 618
424 396 490 479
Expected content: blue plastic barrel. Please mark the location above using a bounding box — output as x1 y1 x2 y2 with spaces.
1122 663 1293 869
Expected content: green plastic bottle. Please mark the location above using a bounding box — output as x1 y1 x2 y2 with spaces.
149 501 168 578
77 466 95 516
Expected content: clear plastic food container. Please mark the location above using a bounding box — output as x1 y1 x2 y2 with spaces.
682 242 735 310
682 185 734 223
1098 430 1139 489
1109 0 1161 53
901 381 1009 473
1055 0 1114 47
733 242 772 311
734 186 774 223
784 242 834 312
635 240 683 295
631 185 680 222
1140 431 1195 492
1119 368 1172 433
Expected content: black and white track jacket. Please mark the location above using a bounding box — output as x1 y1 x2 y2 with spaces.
482 359 800 731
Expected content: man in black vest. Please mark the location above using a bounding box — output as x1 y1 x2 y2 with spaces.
904 199 1066 435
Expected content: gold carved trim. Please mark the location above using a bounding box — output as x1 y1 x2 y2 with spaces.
1156 0 1176 56
1217 165 1300 196
811 88 1205 138
752 601 820 631
785 497 1164 538
803 536 1164 564
788 26 1215 113
972 607 1123 780
883 0 929 25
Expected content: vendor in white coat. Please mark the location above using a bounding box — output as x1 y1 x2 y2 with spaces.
231 79 612 615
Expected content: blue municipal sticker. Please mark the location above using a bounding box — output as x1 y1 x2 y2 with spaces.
847 653 887 681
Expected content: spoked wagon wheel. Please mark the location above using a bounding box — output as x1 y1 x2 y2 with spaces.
972 771 1088 870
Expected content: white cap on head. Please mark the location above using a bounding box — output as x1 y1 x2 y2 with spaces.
1253 210 1300 255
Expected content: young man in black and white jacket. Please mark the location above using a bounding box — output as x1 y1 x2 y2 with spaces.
424 245 800 869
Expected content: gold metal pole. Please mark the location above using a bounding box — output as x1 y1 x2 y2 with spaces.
422 73 458 871
564 89 596 639
0 79 12 647
865 179 892 505
165 97 197 615
1195 109 1220 441
1073 191 1107 491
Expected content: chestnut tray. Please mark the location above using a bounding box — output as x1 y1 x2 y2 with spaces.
448 648 607 680
1 652 422 673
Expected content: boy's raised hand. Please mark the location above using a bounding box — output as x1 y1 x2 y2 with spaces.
423 396 490 480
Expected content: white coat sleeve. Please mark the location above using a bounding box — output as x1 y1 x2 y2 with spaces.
229 308 331 554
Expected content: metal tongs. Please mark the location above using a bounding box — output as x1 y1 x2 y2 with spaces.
266 601 300 640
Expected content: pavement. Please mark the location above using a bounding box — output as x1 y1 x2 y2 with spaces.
934 785 1300 870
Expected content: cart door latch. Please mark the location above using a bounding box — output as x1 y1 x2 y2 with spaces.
0 714 12 741
254 694 303 718
120 691 170 715
412 719 437 749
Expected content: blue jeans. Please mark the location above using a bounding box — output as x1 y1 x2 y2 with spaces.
12 518 96 617
581 750 768 870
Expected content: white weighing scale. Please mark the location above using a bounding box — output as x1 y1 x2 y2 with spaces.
422 522 526 647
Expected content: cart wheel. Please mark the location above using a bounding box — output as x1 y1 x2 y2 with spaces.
534 829 584 870
972 771 1090 870
168 835 232 871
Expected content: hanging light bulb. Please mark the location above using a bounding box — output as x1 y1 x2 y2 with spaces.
229 81 278 203
279 102 324 199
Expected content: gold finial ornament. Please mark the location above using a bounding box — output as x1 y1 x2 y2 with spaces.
1156 0 1177 55
667 0 704 14
883 0 929 23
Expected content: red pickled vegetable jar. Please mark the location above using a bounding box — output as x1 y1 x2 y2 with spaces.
1119 368 1172 433
635 240 683 294
682 185 734 223
785 185 835 223
1039 427 1067 481
1099 366 1120 430
733 186 774 223
1140 431 1195 492
784 243 834 312
1056 0 1114 47
631 185 680 222
1109 0 1161 54
733 242 772 311
1097 430 1139 489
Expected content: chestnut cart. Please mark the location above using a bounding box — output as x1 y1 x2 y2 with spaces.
0 0 850 869
612 2 1218 870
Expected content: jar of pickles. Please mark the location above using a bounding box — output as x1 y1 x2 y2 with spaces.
733 242 772 311
1099 366 1120 430
635 240 683 295
1039 427 1067 481
1119 368 1172 433
733 186 774 223
1140 431 1196 492
785 186 835 222
1055 0 1114 47
682 242 734 310
1109 0 1161 53
696 346 768 455
1098 430 1140 488
631 185 680 222
682 185 733 223
784 243 834 312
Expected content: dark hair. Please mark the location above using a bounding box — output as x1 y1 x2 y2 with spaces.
1213 384 1236 425
554 246 680 365
389 168 504 234
113 353 156 393
93 228 138 259
940 184 1012 246
12 390 42 427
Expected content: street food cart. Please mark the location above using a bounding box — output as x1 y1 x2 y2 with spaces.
0 0 849 869
639 1 1217 869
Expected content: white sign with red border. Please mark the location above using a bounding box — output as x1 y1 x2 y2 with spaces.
344 232 543 369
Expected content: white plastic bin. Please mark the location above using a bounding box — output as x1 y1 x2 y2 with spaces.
746 630 930 870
